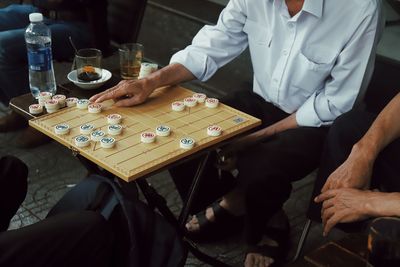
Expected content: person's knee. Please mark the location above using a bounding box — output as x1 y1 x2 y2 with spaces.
0 155 28 183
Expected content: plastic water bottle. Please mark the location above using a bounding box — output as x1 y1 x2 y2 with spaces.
25 13 56 99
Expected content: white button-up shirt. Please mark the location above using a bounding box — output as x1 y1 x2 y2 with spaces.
170 0 380 127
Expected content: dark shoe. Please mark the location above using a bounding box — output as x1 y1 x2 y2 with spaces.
15 127 51 148
186 201 244 243
0 111 28 132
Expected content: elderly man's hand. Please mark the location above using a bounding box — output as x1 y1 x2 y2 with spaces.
89 79 153 107
315 188 371 236
321 148 374 193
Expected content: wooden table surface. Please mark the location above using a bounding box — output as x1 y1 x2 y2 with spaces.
29 85 261 182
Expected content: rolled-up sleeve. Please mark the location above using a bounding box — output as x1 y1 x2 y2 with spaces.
170 0 248 81
296 2 380 127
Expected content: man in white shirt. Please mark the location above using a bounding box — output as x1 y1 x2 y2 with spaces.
91 0 381 265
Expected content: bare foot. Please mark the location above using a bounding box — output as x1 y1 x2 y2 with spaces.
185 207 215 232
244 237 279 267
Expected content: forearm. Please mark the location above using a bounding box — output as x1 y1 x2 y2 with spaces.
365 191 400 217
354 93 400 160
143 63 196 92
250 113 298 140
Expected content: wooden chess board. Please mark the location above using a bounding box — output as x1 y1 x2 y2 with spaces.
29 86 261 182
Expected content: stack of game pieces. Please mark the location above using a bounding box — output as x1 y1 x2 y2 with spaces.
38 92 52 106
138 62 158 79
52 94 66 108
45 99 59 113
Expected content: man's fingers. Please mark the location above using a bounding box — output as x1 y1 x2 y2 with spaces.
322 198 334 210
321 178 332 193
315 189 337 203
321 206 335 226
324 212 343 236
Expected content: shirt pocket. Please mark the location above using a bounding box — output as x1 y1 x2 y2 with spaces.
243 19 272 46
292 46 338 95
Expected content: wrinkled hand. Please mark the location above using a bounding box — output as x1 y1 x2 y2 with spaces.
89 79 153 107
321 149 374 193
315 188 371 235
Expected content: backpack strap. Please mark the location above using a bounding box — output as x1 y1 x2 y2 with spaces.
90 175 140 267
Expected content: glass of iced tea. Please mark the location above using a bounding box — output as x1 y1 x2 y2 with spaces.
367 217 400 267
75 48 102 82
119 43 143 80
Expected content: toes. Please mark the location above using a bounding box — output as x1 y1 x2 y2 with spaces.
244 253 274 267
185 215 199 232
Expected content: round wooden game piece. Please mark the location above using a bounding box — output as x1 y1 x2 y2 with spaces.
141 132 156 143
38 91 52 100
75 135 90 147
54 123 70 135
184 97 197 107
90 130 106 141
193 93 207 103
205 98 219 108
77 99 90 109
207 125 222 137
45 99 58 110
80 123 95 135
100 137 116 149
88 103 102 114
171 101 185 112
65 97 78 107
156 125 171 137
107 114 122 125
108 124 122 136
180 137 195 149
52 94 66 107
29 104 43 115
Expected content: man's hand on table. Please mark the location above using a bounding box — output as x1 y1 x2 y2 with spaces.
89 79 154 107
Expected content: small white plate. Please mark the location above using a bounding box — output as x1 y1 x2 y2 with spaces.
67 69 112 90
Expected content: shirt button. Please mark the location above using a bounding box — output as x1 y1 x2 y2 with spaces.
288 23 294 29
283 50 288 56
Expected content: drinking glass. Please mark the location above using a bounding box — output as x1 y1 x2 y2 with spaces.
367 217 400 267
119 43 143 79
74 48 102 82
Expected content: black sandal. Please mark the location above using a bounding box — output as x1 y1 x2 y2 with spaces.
186 201 244 242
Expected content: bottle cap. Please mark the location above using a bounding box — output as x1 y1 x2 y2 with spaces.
29 13 43 23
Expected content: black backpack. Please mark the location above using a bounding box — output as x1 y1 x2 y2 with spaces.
47 174 186 267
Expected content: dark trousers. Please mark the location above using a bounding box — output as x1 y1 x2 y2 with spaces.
308 110 400 224
0 156 114 267
170 90 328 245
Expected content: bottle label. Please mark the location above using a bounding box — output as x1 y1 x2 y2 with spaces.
27 47 52 71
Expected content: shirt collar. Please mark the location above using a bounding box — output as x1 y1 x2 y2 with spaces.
302 0 323 18
269 0 324 18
